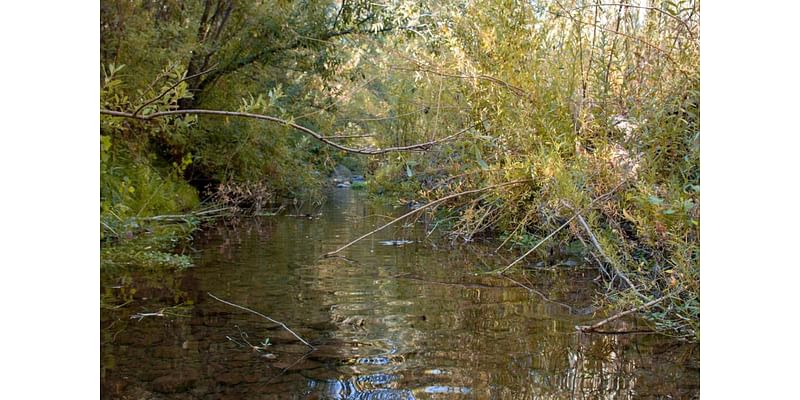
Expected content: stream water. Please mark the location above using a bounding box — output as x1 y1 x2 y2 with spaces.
101 189 699 399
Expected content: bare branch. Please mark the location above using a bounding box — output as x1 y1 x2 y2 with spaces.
208 292 314 349
100 109 483 155
566 3 696 40
576 295 667 333
498 180 628 274
500 274 575 312
323 179 532 257
575 214 645 299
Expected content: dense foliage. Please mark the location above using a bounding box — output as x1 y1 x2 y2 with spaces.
100 0 699 339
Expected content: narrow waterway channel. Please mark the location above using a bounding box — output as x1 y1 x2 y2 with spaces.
101 189 699 399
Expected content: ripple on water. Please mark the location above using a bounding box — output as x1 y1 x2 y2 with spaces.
101 190 700 399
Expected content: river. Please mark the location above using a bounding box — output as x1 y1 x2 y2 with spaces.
101 189 699 399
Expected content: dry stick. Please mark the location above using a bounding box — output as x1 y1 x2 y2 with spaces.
140 207 232 221
263 349 315 386
323 179 531 257
575 214 645 299
495 210 534 253
497 213 582 274
576 294 666 333
207 293 315 349
100 109 482 156
501 274 574 312
498 181 627 274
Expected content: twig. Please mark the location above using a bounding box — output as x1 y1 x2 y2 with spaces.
576 295 667 333
100 300 132 310
494 211 533 253
292 76 379 121
323 179 531 257
208 292 315 349
130 310 165 321
575 214 645 299
501 274 574 312
140 207 232 221
565 3 696 40
549 1 694 77
132 64 218 116
100 109 483 155
497 180 627 274
264 349 315 385
100 220 119 237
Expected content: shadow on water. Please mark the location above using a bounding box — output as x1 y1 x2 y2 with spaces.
101 189 699 399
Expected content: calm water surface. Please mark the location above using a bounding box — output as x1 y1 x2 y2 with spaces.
101 189 699 399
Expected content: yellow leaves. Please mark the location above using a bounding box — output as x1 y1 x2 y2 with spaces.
622 208 638 224
479 27 497 53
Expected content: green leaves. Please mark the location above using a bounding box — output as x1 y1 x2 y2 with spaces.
100 135 112 162
648 195 665 206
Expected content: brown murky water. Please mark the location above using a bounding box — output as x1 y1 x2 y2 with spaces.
101 189 699 399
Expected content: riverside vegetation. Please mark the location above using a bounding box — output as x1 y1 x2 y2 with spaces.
101 1 699 340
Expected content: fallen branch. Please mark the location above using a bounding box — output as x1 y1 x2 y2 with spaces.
576 295 667 333
264 348 315 385
494 211 533 253
129 307 189 321
100 109 483 155
575 214 645 299
139 207 232 221
323 179 531 257
497 180 627 274
500 274 575 312
130 310 165 321
208 293 314 349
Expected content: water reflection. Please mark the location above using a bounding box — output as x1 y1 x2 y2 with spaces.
101 189 698 399
307 374 414 399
